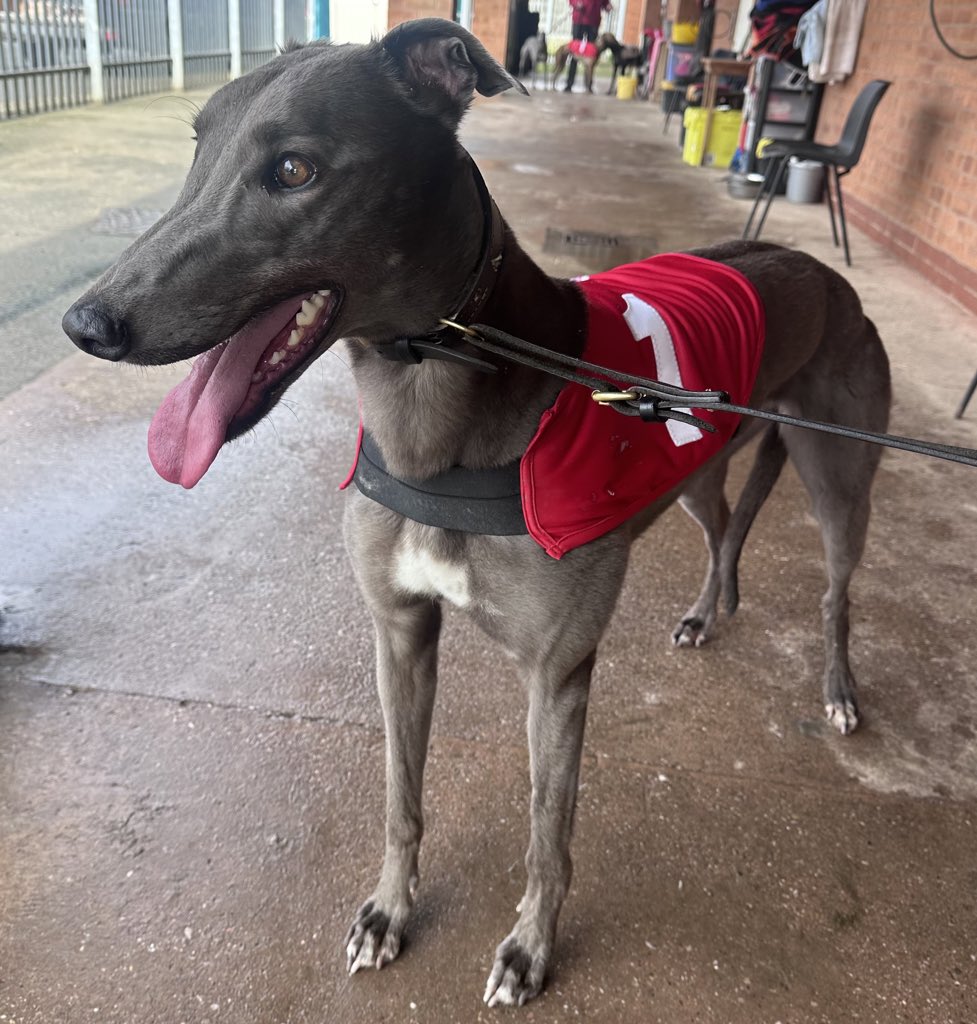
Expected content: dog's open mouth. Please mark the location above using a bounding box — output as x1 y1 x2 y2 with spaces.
148 288 341 488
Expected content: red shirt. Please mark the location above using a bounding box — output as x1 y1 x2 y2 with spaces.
570 0 611 26
520 254 765 557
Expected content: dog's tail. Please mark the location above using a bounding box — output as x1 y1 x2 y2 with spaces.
721 424 788 617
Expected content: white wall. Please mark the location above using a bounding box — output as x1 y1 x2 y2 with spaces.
329 0 389 43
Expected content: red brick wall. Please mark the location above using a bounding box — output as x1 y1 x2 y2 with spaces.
622 0 737 50
623 0 645 46
712 0 740 52
471 0 509 63
816 0 977 314
387 0 455 28
384 0 513 71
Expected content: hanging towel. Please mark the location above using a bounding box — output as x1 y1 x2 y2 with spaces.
795 0 828 69
809 0 867 84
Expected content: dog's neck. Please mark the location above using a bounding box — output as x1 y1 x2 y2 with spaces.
347 181 586 481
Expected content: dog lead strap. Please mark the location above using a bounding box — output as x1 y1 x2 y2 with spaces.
461 323 977 471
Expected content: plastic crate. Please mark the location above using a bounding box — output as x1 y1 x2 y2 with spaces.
665 44 695 81
682 107 743 168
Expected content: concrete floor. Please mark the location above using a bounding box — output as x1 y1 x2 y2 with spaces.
2 80 977 1024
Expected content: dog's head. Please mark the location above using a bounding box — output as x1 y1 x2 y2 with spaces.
62 19 525 488
596 33 621 57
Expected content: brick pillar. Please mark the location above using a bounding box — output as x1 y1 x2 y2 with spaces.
387 0 455 28
471 0 509 64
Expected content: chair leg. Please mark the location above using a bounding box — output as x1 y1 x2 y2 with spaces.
743 155 781 239
750 156 790 241
663 92 681 134
823 163 839 247
834 166 852 266
956 369 977 419
742 179 765 239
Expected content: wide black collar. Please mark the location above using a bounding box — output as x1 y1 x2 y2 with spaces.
373 154 504 372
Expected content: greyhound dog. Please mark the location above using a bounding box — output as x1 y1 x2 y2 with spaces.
62 18 890 1008
602 35 644 94
552 31 616 92
518 31 548 87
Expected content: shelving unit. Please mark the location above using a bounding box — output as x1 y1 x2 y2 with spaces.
743 56 823 176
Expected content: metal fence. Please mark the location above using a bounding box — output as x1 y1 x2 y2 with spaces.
0 0 311 120
183 0 229 89
240 0 271 73
0 1 88 118
100 0 170 102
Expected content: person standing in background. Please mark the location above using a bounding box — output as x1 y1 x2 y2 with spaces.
565 0 612 92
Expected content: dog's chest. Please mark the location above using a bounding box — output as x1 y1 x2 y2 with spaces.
394 537 471 608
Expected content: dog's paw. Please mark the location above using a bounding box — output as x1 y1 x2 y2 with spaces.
345 899 407 974
671 614 712 648
825 698 859 735
483 936 547 1008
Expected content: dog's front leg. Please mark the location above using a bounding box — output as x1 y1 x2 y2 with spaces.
484 650 595 1007
345 599 442 973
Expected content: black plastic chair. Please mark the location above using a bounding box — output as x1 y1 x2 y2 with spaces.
957 370 977 418
742 79 891 266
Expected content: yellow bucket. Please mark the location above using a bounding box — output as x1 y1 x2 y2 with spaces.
616 76 637 100
671 21 698 45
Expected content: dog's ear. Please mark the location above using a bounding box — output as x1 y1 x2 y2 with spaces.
382 18 527 126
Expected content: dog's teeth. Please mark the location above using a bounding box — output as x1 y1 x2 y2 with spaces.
287 329 302 348
251 371 264 383
269 350 284 366
295 300 316 326
316 288 331 298
310 292 327 309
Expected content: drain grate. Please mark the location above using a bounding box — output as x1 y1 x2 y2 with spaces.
543 227 657 270
548 229 623 249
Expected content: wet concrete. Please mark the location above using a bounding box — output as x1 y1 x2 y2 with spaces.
2 81 977 1024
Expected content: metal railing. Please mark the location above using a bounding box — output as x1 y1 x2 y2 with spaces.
0 1 88 118
183 0 230 89
0 0 311 120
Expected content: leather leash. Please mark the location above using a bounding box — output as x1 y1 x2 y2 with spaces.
373 154 977 471
439 320 977 471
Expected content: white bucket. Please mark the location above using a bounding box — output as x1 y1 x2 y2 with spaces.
786 158 824 204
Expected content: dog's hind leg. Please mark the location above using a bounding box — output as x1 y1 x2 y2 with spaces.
345 598 442 972
783 425 882 734
720 424 788 617
776 315 889 733
672 458 731 647
672 419 775 646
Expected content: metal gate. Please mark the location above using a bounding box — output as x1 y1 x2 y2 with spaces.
240 0 272 72
1 0 311 120
528 0 572 43
99 0 170 102
0 0 88 119
183 0 229 88
283 0 304 44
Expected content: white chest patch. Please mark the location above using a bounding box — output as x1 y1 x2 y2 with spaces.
394 541 471 608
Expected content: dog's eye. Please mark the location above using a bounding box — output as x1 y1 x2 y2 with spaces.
273 154 316 190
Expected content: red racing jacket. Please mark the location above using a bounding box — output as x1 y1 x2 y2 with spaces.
521 253 765 557
343 254 765 559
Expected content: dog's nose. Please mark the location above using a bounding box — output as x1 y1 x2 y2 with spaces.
62 301 131 361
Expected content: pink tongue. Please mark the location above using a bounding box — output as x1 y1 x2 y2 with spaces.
148 297 304 488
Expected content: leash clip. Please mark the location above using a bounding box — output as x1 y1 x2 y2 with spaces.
439 318 482 339
591 389 637 406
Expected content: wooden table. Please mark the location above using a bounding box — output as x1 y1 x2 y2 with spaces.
698 57 753 166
